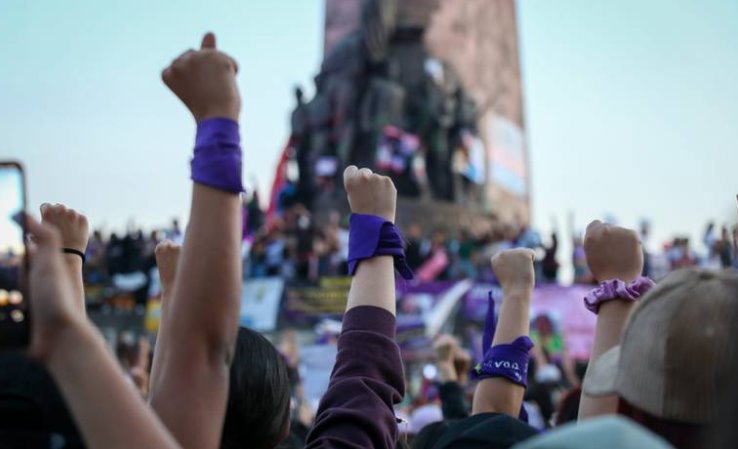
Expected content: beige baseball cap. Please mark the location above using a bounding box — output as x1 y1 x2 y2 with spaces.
583 268 738 424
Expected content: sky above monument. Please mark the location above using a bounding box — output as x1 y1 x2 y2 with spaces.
1 0 737 275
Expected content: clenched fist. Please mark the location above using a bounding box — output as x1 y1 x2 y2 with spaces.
434 334 458 365
162 32 240 122
155 240 181 295
491 248 536 293
343 166 396 222
584 220 643 282
40 203 89 254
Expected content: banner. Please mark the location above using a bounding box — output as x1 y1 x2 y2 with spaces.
300 343 338 409
284 277 352 325
486 115 527 197
463 283 596 361
396 280 472 360
240 277 284 332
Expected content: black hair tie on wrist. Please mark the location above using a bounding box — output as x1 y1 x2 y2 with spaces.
62 248 86 264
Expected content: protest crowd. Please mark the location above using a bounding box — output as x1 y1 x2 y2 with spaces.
1 31 738 449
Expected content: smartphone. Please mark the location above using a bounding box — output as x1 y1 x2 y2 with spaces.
0 162 29 350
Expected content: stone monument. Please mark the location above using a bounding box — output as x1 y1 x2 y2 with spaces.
284 0 529 230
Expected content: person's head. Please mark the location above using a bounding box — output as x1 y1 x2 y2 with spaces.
407 224 422 240
554 386 582 426
432 229 446 246
221 327 291 449
115 331 137 370
584 268 738 448
533 314 554 337
0 354 85 448
328 210 340 226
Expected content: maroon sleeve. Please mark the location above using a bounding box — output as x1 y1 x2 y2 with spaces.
305 306 405 449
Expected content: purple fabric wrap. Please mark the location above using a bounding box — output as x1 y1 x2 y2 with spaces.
191 118 244 193
347 214 414 280
471 290 533 422
583 276 655 314
482 290 497 355
472 336 534 387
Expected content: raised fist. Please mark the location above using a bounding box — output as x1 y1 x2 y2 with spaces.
343 166 396 222
40 203 89 253
491 248 536 293
155 240 181 295
584 220 643 282
434 334 458 365
162 32 240 122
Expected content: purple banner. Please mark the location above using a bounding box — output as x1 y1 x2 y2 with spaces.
463 283 596 361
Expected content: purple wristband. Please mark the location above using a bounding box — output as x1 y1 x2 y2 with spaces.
472 336 534 387
191 118 244 193
347 214 414 280
471 290 533 422
583 276 655 314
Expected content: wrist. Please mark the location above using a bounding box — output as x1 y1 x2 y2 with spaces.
437 362 458 382
501 285 533 300
196 108 239 123
63 254 84 272
44 319 98 372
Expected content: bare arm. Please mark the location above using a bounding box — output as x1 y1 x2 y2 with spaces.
148 240 180 392
578 300 633 418
578 220 643 420
148 33 243 449
472 249 535 416
26 216 180 449
40 203 89 315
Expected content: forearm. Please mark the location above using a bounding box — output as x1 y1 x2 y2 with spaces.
150 184 241 448
48 323 179 449
64 255 86 316
472 288 531 416
346 255 395 315
174 184 242 347
149 285 172 393
578 300 634 420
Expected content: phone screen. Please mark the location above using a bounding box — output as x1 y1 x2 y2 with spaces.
0 163 29 349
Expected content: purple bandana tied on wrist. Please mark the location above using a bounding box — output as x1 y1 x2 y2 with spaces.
347 214 413 280
191 118 244 193
471 291 534 422
472 336 534 387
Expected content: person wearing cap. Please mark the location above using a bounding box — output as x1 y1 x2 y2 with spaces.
511 415 675 449
578 220 738 449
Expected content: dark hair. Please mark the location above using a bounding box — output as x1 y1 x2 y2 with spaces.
221 328 291 449
411 420 451 449
618 398 704 449
554 386 581 426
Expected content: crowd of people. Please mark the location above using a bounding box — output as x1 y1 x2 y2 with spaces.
77 204 738 303
1 31 737 449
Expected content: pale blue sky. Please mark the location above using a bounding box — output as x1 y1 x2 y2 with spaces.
1 0 736 258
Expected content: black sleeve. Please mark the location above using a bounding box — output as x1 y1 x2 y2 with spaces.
439 381 469 420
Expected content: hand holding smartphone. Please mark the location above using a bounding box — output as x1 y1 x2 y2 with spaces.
0 162 29 350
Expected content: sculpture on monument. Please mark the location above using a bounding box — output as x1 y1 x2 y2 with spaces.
286 0 484 213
